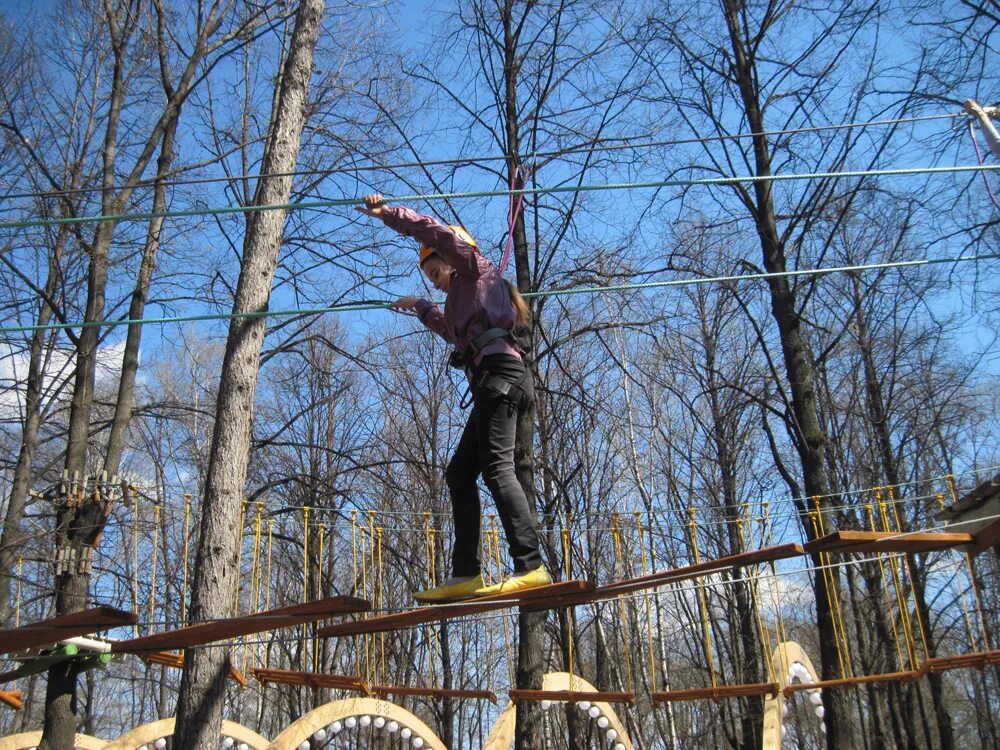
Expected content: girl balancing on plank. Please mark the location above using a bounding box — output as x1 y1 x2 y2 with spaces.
357 194 550 602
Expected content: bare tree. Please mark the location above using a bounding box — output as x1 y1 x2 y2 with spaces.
172 0 325 745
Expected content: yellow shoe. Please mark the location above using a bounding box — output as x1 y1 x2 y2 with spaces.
474 566 552 597
413 574 485 603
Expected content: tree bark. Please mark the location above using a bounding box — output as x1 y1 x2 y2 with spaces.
172 0 324 746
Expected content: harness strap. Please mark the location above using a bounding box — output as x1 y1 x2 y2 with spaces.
465 327 513 359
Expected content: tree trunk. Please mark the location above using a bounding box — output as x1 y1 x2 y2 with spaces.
0 225 66 625
172 1 324 746
719 0 849 745
102 118 178 475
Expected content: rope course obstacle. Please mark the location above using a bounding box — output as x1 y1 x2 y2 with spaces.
3 473 1000 747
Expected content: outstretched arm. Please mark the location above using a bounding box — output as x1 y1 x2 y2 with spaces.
390 295 451 342
357 193 483 277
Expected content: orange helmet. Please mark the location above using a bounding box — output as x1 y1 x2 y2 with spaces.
419 225 478 265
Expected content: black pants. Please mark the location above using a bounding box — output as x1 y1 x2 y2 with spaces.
446 354 542 577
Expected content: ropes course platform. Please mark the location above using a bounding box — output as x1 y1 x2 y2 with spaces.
0 606 136 655
112 596 370 653
317 581 592 638
319 545 806 638
803 530 973 555
141 650 248 687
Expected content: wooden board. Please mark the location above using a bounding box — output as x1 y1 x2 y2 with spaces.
318 581 593 638
652 683 779 702
509 689 635 704
782 670 923 694
518 544 806 612
252 667 370 694
924 649 1000 672
372 685 498 703
804 530 972 555
0 606 136 655
0 690 23 710
968 518 1000 555
139 650 247 687
113 596 369 653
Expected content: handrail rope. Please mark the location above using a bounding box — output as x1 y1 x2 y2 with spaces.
5 251 1000 336
1 163 996 231
0 111 963 201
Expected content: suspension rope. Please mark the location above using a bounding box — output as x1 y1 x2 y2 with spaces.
611 513 636 691
181 492 191 626
688 507 719 689
0 111 961 202
636 513 659 694
866 501 907 670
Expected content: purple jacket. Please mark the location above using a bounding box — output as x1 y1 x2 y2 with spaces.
380 205 521 366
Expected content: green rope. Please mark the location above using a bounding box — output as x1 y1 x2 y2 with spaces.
2 253 995 335
1 163 997 231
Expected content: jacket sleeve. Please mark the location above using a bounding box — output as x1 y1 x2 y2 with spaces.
379 205 484 278
414 299 451 343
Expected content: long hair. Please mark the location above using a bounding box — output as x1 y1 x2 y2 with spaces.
505 278 532 328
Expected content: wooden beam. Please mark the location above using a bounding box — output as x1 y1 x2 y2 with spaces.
782 670 923 695
318 581 593 638
518 544 806 612
968 519 1000 555
251 667 370 694
0 690 23 710
0 606 136 655
509 689 635 705
652 683 779 702
924 650 1000 672
139 650 247 687
113 596 370 653
371 685 498 703
804 530 972 555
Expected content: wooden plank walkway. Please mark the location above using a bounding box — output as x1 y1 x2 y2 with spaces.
113 596 369 652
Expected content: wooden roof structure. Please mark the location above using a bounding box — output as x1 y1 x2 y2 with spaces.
112 596 369 653
0 606 136 655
